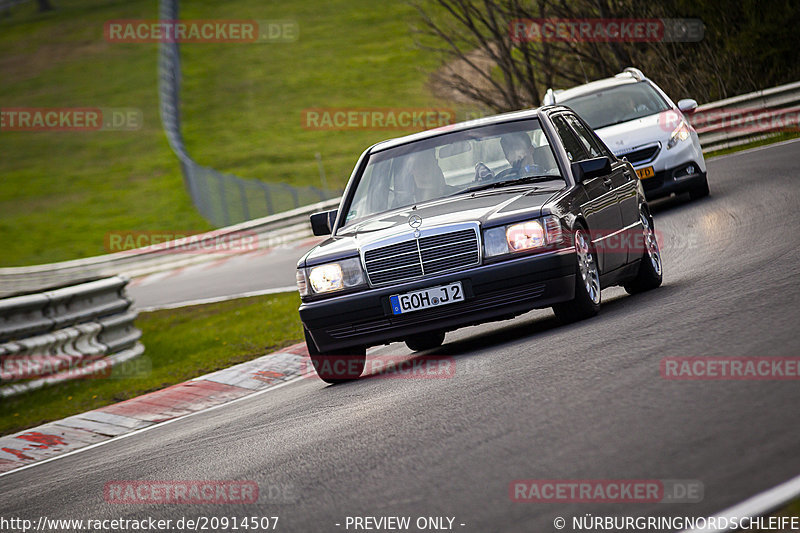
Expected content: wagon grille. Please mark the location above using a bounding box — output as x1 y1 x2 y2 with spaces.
363 228 480 285
617 142 661 165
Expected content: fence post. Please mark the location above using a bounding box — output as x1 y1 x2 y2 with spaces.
236 178 250 221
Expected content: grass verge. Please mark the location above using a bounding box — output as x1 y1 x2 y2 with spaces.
0 291 304 437
704 130 800 159
0 0 469 266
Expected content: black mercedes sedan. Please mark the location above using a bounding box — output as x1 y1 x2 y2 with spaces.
297 105 662 383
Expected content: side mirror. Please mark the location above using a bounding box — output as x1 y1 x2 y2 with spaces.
571 156 611 183
677 98 698 113
310 209 337 236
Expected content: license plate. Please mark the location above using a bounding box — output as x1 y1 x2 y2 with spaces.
636 166 655 180
390 282 464 315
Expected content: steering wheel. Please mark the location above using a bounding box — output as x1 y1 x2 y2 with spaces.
494 166 520 181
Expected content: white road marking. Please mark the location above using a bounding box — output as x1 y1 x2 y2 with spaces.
135 286 297 312
681 472 800 532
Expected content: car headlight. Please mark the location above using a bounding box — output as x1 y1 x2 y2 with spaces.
667 120 691 149
483 216 563 257
304 257 366 295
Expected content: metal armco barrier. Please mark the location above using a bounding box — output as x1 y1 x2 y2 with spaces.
0 276 144 398
0 197 340 298
693 80 800 153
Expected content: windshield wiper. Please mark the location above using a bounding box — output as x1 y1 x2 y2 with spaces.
451 175 562 196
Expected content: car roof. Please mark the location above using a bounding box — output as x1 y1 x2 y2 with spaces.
369 106 563 153
554 76 641 103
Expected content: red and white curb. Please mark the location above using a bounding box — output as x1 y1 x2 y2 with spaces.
0 342 312 475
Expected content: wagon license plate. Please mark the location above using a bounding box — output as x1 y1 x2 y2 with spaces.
390 282 464 315
636 166 655 180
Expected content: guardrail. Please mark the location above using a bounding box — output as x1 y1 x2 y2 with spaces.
0 197 340 298
692 80 800 153
0 276 144 398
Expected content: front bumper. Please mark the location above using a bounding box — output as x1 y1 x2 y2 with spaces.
640 162 707 200
299 247 576 352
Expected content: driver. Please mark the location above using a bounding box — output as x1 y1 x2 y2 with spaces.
621 94 647 115
474 132 542 182
500 132 539 175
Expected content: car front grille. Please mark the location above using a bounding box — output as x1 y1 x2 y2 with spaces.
617 142 661 165
363 228 480 285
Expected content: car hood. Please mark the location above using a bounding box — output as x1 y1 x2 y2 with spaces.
595 110 679 156
300 186 562 267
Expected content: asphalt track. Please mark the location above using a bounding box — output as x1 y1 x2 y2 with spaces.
127 239 314 309
2 140 800 532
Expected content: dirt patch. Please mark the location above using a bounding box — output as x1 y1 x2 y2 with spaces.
428 45 502 107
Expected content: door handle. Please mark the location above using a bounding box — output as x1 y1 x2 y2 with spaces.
603 178 613 188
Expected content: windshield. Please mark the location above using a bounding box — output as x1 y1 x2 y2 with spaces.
561 81 671 130
343 119 565 226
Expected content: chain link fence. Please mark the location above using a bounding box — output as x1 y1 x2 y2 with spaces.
157 0 338 227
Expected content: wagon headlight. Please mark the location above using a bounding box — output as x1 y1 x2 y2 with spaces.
305 258 365 295
483 216 563 257
667 120 691 149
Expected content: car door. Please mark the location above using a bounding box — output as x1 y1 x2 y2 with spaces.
566 114 641 265
566 113 639 230
551 114 623 274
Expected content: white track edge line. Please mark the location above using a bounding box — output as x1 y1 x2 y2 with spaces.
136 286 297 312
680 472 800 532
0 374 307 479
707 136 800 161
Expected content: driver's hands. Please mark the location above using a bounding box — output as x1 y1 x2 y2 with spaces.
475 162 493 181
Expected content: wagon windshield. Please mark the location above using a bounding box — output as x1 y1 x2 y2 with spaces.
343 119 565 226
561 81 671 130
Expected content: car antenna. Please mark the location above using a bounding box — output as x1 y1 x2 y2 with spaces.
577 56 589 84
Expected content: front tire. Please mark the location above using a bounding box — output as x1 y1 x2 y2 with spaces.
304 329 366 384
552 226 600 323
624 208 663 295
405 331 445 352
689 175 710 200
